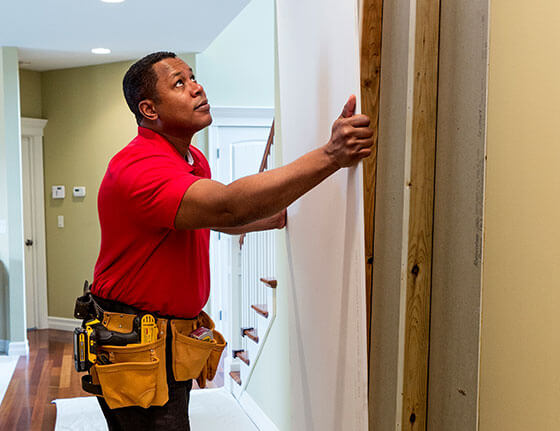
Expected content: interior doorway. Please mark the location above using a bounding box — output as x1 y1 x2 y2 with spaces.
20 118 48 330
206 106 274 387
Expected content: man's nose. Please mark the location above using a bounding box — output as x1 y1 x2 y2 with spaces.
190 82 204 96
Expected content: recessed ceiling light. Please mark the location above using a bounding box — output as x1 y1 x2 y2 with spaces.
91 48 111 55
101 0 125 3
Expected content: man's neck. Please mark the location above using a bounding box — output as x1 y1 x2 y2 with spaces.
158 130 193 157
141 123 193 157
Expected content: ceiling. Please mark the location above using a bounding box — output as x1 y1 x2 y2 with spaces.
0 0 250 71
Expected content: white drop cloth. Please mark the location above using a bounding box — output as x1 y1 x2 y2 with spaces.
53 388 258 431
0 355 19 406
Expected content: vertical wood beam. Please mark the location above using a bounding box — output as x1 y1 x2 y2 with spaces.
360 0 384 367
401 0 441 429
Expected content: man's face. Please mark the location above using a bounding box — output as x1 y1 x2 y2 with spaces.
150 57 212 134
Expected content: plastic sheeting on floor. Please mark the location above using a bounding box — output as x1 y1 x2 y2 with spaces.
53 388 259 431
0 355 19 406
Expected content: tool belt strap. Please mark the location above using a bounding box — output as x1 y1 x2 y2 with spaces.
82 375 103 396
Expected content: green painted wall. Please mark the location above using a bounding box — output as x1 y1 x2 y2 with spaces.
0 47 26 346
40 54 196 319
19 70 42 119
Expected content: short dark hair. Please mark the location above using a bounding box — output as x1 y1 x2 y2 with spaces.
123 51 177 125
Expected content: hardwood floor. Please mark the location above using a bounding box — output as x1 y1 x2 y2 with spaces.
0 329 224 430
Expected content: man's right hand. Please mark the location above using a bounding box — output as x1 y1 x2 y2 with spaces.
176 94 374 231
324 95 374 168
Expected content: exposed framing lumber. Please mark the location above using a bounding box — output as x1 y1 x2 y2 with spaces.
401 0 441 429
368 0 441 429
360 0 384 367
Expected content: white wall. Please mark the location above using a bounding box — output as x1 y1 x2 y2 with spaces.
196 1 290 429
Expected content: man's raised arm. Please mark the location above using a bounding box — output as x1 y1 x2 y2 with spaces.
174 95 373 231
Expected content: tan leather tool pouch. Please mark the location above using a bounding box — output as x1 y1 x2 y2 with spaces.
171 311 226 387
101 312 137 333
93 318 168 410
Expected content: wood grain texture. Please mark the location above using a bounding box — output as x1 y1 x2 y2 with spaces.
242 328 259 344
259 278 277 289
251 304 269 318
0 329 224 430
360 0 384 368
229 371 242 386
401 0 441 429
235 350 250 366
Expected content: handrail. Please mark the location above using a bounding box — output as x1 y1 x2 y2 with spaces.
239 120 275 248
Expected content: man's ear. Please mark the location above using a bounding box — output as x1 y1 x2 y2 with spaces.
138 99 158 121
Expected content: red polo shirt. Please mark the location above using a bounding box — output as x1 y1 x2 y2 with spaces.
91 127 211 318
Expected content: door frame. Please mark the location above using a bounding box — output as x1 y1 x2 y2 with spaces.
207 106 274 391
21 117 48 330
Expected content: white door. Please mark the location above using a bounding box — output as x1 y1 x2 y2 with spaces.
208 124 271 359
22 135 38 329
20 119 49 330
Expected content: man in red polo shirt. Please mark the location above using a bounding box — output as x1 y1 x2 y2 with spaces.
90 51 373 430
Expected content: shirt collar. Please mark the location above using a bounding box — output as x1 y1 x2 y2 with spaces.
137 126 195 173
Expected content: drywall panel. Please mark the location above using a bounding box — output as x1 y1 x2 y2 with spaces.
427 1 489 430
276 1 368 430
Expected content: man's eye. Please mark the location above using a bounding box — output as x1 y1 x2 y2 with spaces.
191 75 197 83
175 79 184 87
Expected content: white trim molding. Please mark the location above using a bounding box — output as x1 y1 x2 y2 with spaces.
6 340 29 356
238 391 279 431
48 316 81 332
21 118 48 137
210 106 274 127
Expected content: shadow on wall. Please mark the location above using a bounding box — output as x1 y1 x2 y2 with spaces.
0 260 8 344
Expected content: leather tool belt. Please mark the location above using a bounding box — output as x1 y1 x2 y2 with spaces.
74 282 226 410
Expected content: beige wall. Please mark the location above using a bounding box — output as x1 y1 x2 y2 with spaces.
19 69 42 118
480 1 560 429
24 54 196 319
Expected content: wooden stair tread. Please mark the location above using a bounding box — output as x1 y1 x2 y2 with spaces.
259 278 277 288
235 350 250 366
242 328 259 344
229 371 242 386
251 304 269 318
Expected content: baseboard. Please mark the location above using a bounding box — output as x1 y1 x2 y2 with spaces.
48 316 81 332
7 340 29 356
0 340 7 354
238 391 279 431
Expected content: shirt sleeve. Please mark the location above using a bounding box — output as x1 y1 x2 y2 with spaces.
114 152 201 229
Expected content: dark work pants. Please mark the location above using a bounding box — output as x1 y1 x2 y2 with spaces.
94 301 193 431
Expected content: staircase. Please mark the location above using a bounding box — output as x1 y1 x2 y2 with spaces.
222 120 277 400
229 270 276 398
